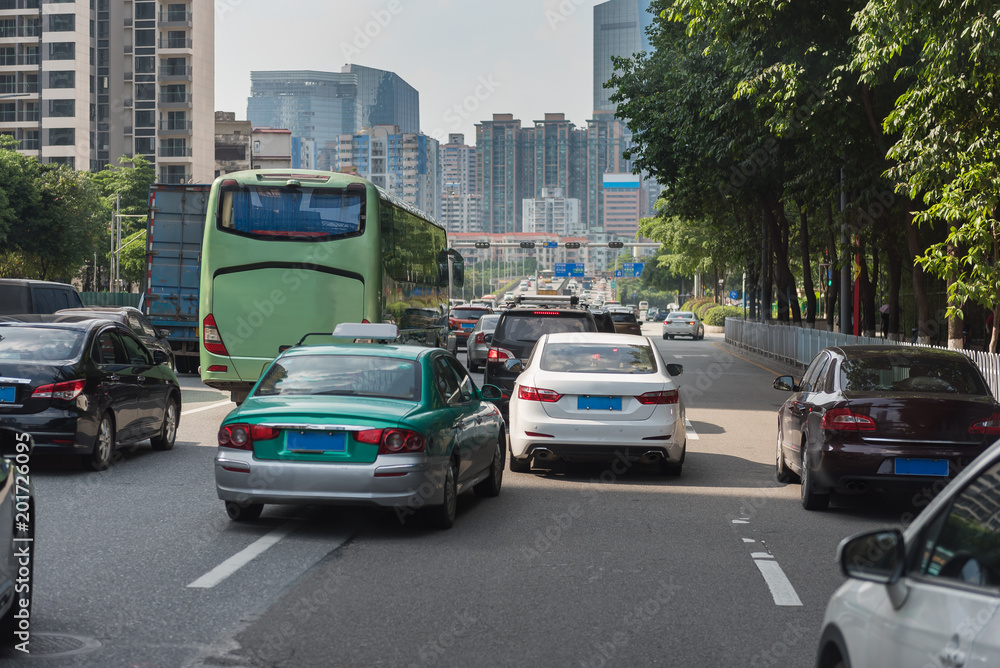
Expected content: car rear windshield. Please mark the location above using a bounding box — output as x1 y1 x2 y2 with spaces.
840 356 988 395
254 355 421 401
668 312 694 320
540 343 657 374
0 326 85 362
497 313 592 342
610 312 637 323
451 308 490 320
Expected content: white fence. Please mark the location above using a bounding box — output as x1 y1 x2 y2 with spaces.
724 318 1000 398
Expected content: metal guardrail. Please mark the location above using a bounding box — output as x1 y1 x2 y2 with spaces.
724 318 1000 398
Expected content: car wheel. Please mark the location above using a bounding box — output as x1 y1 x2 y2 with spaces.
225 500 263 522
467 356 479 373
800 446 830 510
427 459 458 529
474 434 504 497
775 430 799 483
662 332 668 340
82 413 115 471
150 397 179 451
661 448 684 476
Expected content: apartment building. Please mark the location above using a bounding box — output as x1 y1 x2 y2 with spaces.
0 0 213 181
440 133 480 234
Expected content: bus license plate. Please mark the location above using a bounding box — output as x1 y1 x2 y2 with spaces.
0 386 15 403
287 431 346 453
894 458 948 476
578 396 621 411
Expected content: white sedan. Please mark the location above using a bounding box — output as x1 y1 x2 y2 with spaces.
506 332 686 475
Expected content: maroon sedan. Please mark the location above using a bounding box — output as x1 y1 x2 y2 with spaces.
448 306 492 348
774 345 1000 510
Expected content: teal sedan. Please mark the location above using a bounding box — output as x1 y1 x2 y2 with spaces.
214 325 506 529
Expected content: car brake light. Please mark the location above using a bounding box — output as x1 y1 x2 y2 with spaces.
636 390 679 405
203 314 229 356
31 379 86 401
449 318 459 329
251 425 280 441
218 423 252 450
821 408 877 431
969 413 1000 436
474 332 485 344
355 429 383 444
377 429 426 455
518 386 562 402
532 311 561 316
488 347 515 362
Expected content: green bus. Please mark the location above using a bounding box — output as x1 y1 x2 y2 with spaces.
198 169 462 403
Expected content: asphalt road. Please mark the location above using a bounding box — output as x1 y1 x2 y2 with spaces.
1 326 918 667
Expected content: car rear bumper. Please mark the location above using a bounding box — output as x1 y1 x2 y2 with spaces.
0 408 97 452
663 326 699 336
812 439 986 493
509 416 684 463
214 450 450 509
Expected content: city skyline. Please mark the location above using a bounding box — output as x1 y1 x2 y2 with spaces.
214 1 643 142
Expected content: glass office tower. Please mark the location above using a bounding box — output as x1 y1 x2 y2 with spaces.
593 0 654 112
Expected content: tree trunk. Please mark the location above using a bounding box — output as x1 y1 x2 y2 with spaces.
886 240 903 340
860 240 877 337
947 241 964 349
826 208 838 330
906 213 932 344
799 207 816 327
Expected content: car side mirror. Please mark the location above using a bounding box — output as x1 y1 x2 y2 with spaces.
504 359 523 374
773 376 797 392
480 384 503 401
838 529 905 585
152 349 170 366
666 363 683 377
159 329 171 338
0 427 32 459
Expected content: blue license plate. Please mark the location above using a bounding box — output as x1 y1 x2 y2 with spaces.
461 323 474 329
287 431 346 453
894 458 949 476
0 386 15 403
578 396 622 410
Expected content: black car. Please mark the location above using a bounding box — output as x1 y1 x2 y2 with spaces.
484 296 598 419
56 307 175 371
588 309 618 333
0 318 181 470
0 279 83 316
0 427 33 644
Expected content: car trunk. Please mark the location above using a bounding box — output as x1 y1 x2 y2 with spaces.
845 393 998 446
0 363 74 414
529 371 667 422
237 396 417 463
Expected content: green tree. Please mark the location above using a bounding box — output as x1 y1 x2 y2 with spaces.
0 136 41 264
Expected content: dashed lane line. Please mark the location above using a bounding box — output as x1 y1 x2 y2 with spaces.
187 523 299 589
685 419 700 440
181 399 232 417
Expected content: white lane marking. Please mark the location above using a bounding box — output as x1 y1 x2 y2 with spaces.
674 355 711 358
188 523 298 589
731 519 749 524
742 538 756 543
685 419 700 440
753 559 803 606
182 399 232 417
750 552 774 560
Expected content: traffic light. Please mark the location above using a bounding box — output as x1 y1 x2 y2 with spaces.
608 241 624 249
519 241 535 249
564 242 581 249
474 241 490 249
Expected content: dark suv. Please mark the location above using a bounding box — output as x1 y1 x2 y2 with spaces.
0 279 83 315
484 296 598 419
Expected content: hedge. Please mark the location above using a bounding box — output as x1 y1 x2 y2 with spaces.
703 305 745 326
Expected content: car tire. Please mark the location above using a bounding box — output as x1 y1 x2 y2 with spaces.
662 332 668 340
474 434 504 497
225 501 263 522
776 430 799 483
467 356 479 373
82 412 115 471
427 459 458 529
509 454 531 473
150 397 179 451
800 446 830 510
662 452 684 476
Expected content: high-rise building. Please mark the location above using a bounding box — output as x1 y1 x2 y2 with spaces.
335 125 440 220
585 111 630 229
523 188 582 237
440 133 480 234
0 0 214 182
593 0 654 113
532 113 587 204
602 173 642 238
247 65 419 171
476 113 532 234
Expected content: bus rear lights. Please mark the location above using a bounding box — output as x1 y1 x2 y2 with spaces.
202 314 229 356
207 365 227 373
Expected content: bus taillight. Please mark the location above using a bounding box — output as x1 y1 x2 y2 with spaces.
203 314 229 356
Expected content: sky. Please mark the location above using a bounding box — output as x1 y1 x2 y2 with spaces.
214 0 602 144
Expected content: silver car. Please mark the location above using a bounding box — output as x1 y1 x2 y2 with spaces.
662 311 704 340
465 313 500 372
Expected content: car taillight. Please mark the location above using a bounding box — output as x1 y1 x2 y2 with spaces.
449 318 459 329
474 332 486 344
218 423 252 450
31 378 86 401
251 425 280 441
821 408 877 431
969 413 1000 436
203 314 229 356
636 390 679 405
377 429 425 454
488 347 515 362
518 386 562 402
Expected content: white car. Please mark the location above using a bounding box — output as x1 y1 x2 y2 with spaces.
505 332 686 475
816 437 1000 668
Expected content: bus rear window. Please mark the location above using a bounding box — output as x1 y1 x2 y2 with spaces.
218 186 364 240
